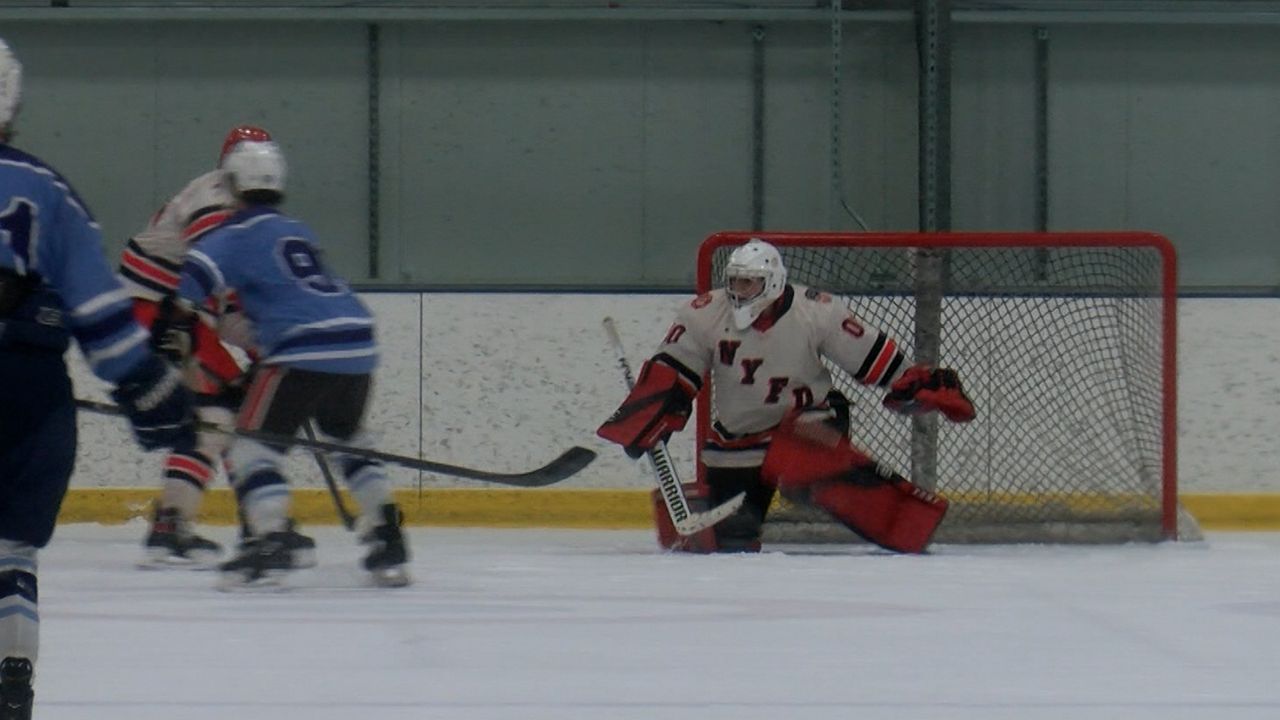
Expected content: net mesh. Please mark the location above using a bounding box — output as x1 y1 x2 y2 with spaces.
699 232 1183 544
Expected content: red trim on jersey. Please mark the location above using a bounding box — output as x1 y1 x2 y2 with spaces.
182 208 233 243
706 427 772 451
749 286 795 332
238 366 285 431
165 454 214 484
131 298 159 328
196 318 247 386
132 299 247 394
121 247 181 290
862 338 898 386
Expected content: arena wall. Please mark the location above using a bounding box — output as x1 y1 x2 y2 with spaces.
62 293 1280 531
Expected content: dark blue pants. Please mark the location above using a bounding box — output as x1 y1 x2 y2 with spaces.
0 349 75 548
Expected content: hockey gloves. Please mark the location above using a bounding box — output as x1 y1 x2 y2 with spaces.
882 364 976 423
598 359 696 458
149 295 198 365
111 354 197 452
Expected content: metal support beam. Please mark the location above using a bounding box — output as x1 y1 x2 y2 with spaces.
3 1 1279 23
751 24 766 232
1033 26 1051 279
1034 25 1050 234
917 0 951 235
912 0 951 491
367 22 381 280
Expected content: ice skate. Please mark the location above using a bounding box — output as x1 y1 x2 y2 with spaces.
234 519 317 569
0 657 33 720
361 504 411 588
139 505 222 569
217 524 316 590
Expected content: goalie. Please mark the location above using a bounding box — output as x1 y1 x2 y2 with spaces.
597 239 975 554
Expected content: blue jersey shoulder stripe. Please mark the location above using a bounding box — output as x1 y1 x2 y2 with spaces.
72 306 139 345
272 326 374 354
180 255 220 298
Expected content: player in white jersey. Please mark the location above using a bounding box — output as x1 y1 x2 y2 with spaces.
598 239 975 553
119 125 270 567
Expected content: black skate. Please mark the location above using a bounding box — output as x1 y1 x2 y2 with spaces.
0 657 33 720
235 519 317 569
139 506 222 569
218 525 316 590
361 504 411 588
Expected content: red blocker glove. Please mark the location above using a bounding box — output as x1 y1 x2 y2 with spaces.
598 360 695 458
882 364 976 423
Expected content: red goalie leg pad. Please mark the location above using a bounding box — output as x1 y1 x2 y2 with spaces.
808 478 948 554
760 418 873 492
651 485 717 553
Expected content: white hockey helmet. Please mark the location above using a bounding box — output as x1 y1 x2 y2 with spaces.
222 140 287 195
0 38 23 131
723 238 787 330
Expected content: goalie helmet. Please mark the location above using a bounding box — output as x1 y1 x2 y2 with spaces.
222 140 287 194
218 124 272 167
0 38 22 131
723 238 787 330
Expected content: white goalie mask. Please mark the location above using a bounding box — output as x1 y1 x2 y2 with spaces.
0 38 23 131
723 239 787 330
222 140 287 194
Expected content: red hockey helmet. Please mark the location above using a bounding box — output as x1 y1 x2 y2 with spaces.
218 124 272 167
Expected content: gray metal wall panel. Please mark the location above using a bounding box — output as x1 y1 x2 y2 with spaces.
762 23 919 234
387 22 644 286
1050 24 1280 286
952 24 1039 231
4 18 1279 289
5 24 369 274
638 23 756 287
384 21 761 287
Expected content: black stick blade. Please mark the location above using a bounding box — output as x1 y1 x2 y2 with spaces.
498 446 598 487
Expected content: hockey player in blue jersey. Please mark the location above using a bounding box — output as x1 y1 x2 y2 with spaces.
0 38 196 720
166 138 410 589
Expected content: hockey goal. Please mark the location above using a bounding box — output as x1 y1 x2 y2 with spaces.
697 231 1198 544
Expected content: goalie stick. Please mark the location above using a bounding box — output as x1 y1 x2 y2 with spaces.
75 398 595 487
601 317 745 536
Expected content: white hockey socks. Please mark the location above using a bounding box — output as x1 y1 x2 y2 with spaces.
0 542 38 663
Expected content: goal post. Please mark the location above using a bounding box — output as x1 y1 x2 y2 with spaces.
696 231 1195 544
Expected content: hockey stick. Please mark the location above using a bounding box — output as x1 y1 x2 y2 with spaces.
75 398 596 487
301 420 356 530
601 317 745 535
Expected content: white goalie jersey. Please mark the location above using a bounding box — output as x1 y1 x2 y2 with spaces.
655 284 910 467
119 169 237 302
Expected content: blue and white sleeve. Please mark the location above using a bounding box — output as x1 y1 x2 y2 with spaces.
176 246 227 308
42 184 151 384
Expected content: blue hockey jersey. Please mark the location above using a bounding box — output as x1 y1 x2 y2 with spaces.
0 143 151 383
177 206 378 374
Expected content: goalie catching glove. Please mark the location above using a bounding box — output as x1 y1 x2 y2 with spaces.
597 358 697 458
882 364 976 423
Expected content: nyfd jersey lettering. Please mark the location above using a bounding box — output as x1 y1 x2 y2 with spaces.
653 284 907 467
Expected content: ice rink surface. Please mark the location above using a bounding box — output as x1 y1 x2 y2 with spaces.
29 525 1280 720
